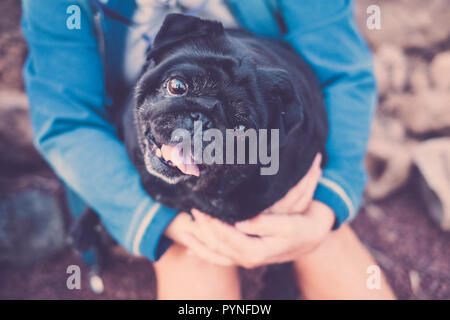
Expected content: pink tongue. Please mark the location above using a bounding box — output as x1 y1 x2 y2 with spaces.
160 144 200 177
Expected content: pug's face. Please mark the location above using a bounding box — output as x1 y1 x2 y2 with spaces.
134 14 302 186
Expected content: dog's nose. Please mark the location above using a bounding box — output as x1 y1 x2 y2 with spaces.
190 112 200 120
150 110 214 145
190 112 213 129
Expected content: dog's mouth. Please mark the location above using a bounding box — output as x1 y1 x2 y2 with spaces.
155 140 199 176
145 132 201 183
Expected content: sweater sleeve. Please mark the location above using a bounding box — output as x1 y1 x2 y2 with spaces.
278 0 377 226
21 0 178 260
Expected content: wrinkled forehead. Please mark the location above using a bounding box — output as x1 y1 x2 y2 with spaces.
154 47 243 74
146 34 259 77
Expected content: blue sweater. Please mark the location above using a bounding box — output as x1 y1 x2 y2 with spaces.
21 0 376 261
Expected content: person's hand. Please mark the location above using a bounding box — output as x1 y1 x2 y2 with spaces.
189 200 334 268
164 211 235 266
266 153 323 215
174 153 336 268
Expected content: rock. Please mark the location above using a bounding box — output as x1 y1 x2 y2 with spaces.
384 231 399 244
409 59 431 93
374 45 407 96
383 90 450 134
371 115 407 141
366 138 412 199
355 0 450 50
0 190 66 267
409 270 421 295
365 116 412 199
0 91 44 169
364 204 385 222
0 29 27 91
430 51 450 90
412 138 450 231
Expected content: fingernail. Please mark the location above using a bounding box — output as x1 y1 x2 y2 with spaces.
315 153 322 167
316 153 322 163
191 209 201 219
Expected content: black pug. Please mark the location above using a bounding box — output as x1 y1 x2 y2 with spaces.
119 13 328 223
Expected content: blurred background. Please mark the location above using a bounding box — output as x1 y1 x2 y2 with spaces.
0 0 449 299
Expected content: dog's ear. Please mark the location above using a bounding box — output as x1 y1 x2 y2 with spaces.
257 67 304 147
151 14 225 55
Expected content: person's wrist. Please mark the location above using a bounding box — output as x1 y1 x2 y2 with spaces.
309 200 335 235
163 212 194 244
291 201 335 257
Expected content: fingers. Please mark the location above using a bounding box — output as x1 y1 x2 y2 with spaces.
302 201 336 233
193 210 254 252
291 157 323 213
191 210 237 259
267 173 311 215
268 153 322 214
163 212 195 242
190 209 327 268
192 210 268 268
190 210 326 269
234 214 298 237
313 153 322 169
180 232 234 266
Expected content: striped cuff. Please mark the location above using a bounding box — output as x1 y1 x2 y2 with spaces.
126 200 179 261
137 205 179 261
313 177 356 229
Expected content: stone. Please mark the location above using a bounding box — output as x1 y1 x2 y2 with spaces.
429 51 450 90
365 116 412 200
409 270 421 295
0 91 44 168
366 138 412 199
0 190 66 267
383 90 450 134
409 59 431 93
364 204 385 222
374 45 407 96
412 138 450 231
355 0 450 50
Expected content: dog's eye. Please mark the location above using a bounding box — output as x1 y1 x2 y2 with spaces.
166 77 188 95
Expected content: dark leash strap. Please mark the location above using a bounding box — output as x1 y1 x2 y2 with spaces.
93 0 137 26
92 0 151 44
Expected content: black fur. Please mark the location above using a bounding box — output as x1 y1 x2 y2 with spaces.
120 14 328 223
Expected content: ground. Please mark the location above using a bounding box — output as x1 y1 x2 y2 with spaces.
0 0 449 300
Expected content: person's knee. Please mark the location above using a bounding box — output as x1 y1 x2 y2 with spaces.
154 243 241 300
295 224 366 268
154 243 211 270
